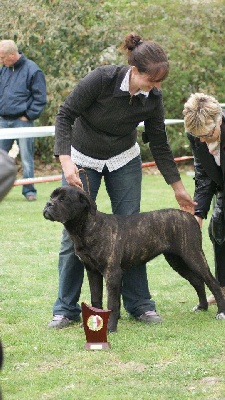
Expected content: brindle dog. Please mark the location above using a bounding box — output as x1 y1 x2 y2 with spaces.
43 186 225 332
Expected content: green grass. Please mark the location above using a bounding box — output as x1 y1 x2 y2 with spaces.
1 172 225 400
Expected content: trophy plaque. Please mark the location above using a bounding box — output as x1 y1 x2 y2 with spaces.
81 302 111 350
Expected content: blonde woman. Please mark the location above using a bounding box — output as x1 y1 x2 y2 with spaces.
183 93 225 304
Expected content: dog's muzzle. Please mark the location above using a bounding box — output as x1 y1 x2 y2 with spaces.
43 204 55 221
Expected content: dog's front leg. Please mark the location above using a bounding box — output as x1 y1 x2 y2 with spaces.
105 268 122 333
86 269 103 309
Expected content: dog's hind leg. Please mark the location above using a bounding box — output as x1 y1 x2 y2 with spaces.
180 251 225 317
164 253 208 311
86 269 103 309
197 265 225 318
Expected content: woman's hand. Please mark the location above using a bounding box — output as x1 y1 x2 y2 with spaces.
171 180 197 215
59 155 83 188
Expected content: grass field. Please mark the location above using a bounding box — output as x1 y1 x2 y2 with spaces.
1 171 225 400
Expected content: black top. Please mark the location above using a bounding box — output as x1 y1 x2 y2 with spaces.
187 114 225 219
54 65 180 185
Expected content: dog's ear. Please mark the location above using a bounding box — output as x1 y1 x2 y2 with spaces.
79 192 97 215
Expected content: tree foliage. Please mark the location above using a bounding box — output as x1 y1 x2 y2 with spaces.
0 0 225 161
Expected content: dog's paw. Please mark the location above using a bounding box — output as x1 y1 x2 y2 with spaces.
193 304 204 312
107 326 117 334
216 312 225 320
193 305 199 312
107 324 117 333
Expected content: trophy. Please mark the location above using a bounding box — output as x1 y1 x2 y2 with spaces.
81 302 111 350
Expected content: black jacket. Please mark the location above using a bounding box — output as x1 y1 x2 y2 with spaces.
0 149 17 202
187 114 225 219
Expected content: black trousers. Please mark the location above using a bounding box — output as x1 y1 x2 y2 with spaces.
208 193 225 287
209 239 225 287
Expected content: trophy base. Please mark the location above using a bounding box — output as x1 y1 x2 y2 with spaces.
84 342 111 351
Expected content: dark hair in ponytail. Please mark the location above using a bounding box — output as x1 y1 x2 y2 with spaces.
122 33 169 81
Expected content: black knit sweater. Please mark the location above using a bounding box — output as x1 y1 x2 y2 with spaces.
54 65 180 185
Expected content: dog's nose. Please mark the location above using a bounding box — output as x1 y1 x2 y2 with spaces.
46 201 53 207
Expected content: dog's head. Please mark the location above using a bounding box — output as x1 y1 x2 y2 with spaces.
43 186 97 224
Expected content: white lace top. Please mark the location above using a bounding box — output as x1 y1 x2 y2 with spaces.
207 140 220 166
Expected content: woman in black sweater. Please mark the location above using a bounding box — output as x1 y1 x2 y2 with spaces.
48 33 195 329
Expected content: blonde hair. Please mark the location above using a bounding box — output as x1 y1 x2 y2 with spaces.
183 93 222 137
0 40 18 54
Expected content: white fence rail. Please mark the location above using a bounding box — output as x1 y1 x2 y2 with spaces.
1 108 223 186
0 120 184 140
0 126 55 139
1 102 224 140
0 119 190 186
